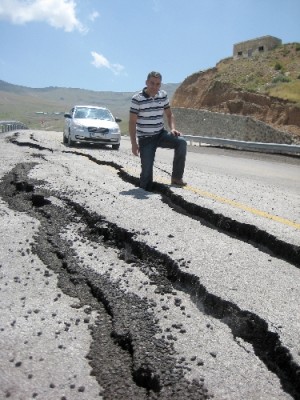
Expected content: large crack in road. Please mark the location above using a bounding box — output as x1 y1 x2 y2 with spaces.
1 134 300 399
10 135 300 268
0 161 211 399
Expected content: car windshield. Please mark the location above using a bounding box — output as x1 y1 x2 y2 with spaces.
74 107 114 121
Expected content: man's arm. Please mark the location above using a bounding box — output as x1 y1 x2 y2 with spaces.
129 112 139 156
164 107 181 136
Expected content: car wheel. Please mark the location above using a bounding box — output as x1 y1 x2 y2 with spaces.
112 143 120 150
63 132 68 144
68 131 75 147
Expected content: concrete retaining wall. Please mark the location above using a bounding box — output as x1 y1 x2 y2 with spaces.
172 108 296 144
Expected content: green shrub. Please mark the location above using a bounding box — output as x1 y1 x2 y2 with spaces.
272 74 290 84
274 62 283 70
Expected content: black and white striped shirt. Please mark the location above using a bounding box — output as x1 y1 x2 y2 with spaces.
130 88 170 137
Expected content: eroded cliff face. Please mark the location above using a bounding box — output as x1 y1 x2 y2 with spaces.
171 68 300 140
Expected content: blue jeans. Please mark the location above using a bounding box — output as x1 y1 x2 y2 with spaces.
138 129 187 190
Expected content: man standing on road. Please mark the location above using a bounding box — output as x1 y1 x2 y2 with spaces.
129 71 187 191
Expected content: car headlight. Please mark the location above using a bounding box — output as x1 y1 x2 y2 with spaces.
110 127 120 134
73 123 85 132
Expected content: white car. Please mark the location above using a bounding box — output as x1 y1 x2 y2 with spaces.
63 105 121 149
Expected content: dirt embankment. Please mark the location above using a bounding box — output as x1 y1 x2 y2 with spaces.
172 68 300 141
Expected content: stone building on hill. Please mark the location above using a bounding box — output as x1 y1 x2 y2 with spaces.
233 35 282 58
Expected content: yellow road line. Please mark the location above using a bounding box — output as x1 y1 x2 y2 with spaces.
123 167 300 230
184 184 300 230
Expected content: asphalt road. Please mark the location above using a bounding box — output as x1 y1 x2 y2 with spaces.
0 130 299 400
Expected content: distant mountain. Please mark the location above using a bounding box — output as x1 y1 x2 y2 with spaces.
0 80 180 132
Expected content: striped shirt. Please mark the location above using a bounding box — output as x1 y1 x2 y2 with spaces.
130 88 170 137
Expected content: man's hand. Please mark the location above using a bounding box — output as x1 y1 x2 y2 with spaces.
131 142 139 156
129 113 139 155
171 129 181 136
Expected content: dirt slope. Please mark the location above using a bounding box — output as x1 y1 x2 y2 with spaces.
172 43 300 140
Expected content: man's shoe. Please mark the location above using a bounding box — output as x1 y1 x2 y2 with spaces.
171 178 187 187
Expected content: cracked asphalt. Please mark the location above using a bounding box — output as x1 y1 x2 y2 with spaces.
0 130 299 400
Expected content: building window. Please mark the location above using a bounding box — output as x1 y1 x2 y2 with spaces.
237 51 243 56
258 46 264 52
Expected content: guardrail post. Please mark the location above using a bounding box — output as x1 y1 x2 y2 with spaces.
0 121 28 132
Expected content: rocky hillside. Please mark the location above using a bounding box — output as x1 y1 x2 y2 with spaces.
172 43 300 141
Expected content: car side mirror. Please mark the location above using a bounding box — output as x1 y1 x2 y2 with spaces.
115 117 122 123
64 113 72 118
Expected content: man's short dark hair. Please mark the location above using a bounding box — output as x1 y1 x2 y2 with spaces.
147 71 162 81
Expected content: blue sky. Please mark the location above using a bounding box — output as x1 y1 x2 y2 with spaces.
0 0 299 92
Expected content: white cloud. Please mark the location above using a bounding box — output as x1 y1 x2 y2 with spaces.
91 51 125 75
0 0 86 33
89 11 99 22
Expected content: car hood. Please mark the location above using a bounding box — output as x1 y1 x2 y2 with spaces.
74 118 119 129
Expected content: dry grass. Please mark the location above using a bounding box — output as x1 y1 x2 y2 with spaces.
216 43 300 104
268 80 300 103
